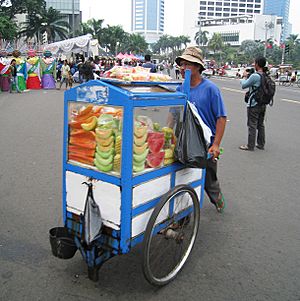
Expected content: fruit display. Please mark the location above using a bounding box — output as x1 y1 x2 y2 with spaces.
104 66 172 82
133 122 148 173
68 103 179 174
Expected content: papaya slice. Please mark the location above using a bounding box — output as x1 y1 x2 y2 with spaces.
70 129 96 140
97 141 114 152
69 138 96 150
96 135 114 147
133 149 149 163
72 112 94 123
95 128 113 139
134 126 147 138
81 116 98 131
69 145 96 157
78 104 94 117
95 153 114 165
96 147 114 159
94 159 113 172
134 134 147 146
69 120 83 129
133 142 148 155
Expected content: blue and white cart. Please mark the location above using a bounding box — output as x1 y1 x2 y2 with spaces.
55 76 206 286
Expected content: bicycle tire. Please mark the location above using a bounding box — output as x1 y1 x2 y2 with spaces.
142 184 200 286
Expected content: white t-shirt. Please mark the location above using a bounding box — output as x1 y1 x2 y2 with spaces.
61 64 70 78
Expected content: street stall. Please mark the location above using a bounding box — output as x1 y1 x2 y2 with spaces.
49 72 207 286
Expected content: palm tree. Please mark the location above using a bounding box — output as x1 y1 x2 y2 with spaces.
120 33 148 54
101 25 126 54
208 33 224 56
19 7 69 43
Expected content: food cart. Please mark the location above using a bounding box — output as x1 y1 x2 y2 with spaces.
49 74 206 286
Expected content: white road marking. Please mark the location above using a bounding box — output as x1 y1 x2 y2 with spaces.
281 98 300 104
221 87 244 94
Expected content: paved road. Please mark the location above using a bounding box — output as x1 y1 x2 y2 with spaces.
0 79 300 301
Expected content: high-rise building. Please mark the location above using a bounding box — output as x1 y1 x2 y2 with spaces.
131 0 164 44
198 0 263 20
263 0 290 40
46 0 81 37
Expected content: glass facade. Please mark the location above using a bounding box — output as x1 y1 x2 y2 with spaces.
132 0 164 43
198 0 263 19
263 0 290 40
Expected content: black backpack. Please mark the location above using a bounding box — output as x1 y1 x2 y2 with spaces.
255 72 276 106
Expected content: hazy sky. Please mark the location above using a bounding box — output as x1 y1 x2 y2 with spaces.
81 0 300 36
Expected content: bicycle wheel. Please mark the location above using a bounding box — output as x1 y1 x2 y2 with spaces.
142 184 200 286
283 81 291 87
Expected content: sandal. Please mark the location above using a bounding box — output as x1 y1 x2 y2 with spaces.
239 145 254 151
213 193 226 213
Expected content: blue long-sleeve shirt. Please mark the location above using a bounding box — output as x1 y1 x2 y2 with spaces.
240 73 261 107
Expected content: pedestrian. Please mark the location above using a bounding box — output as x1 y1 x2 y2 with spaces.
170 46 227 212
9 59 21 93
67 71 73 89
58 60 70 89
142 54 157 73
239 56 268 151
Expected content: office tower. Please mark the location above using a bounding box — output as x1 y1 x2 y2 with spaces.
46 0 81 37
131 0 164 43
264 0 290 40
199 0 263 20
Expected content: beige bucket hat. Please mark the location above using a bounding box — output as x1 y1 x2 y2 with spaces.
175 46 205 69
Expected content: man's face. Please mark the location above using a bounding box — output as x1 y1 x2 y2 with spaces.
179 60 200 78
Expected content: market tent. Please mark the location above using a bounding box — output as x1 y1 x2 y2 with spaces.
44 34 93 55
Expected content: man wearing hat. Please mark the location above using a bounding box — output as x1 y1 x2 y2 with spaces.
174 46 227 212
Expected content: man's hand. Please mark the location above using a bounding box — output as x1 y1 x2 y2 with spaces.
208 143 220 160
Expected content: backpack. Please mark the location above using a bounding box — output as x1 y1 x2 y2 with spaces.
255 72 276 106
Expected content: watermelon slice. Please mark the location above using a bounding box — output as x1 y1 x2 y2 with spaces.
148 137 165 153
146 151 165 168
147 132 164 140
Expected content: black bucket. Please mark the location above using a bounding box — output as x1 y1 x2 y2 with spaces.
49 227 77 259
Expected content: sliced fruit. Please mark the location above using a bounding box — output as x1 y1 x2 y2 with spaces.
148 137 165 153
68 145 96 157
81 116 98 131
164 148 174 159
78 104 94 117
95 153 114 165
97 114 114 128
146 151 165 168
70 129 96 140
133 162 145 172
69 138 96 150
134 126 147 138
69 120 84 129
133 149 149 163
147 132 164 140
115 135 122 154
96 147 114 159
97 141 114 152
164 158 175 165
113 154 121 172
134 134 147 146
96 135 114 147
95 128 113 139
94 159 113 172
133 142 148 155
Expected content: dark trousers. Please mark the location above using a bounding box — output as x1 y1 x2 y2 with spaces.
247 105 266 149
205 160 221 204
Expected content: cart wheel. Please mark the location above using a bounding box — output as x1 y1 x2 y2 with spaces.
142 184 200 286
88 266 99 282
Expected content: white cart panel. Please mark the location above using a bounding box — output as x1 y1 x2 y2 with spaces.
175 168 202 185
66 171 121 230
132 174 171 208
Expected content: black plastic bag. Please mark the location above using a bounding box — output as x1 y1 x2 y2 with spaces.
175 103 208 168
83 182 103 245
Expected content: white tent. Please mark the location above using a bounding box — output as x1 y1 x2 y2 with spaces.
44 34 92 55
